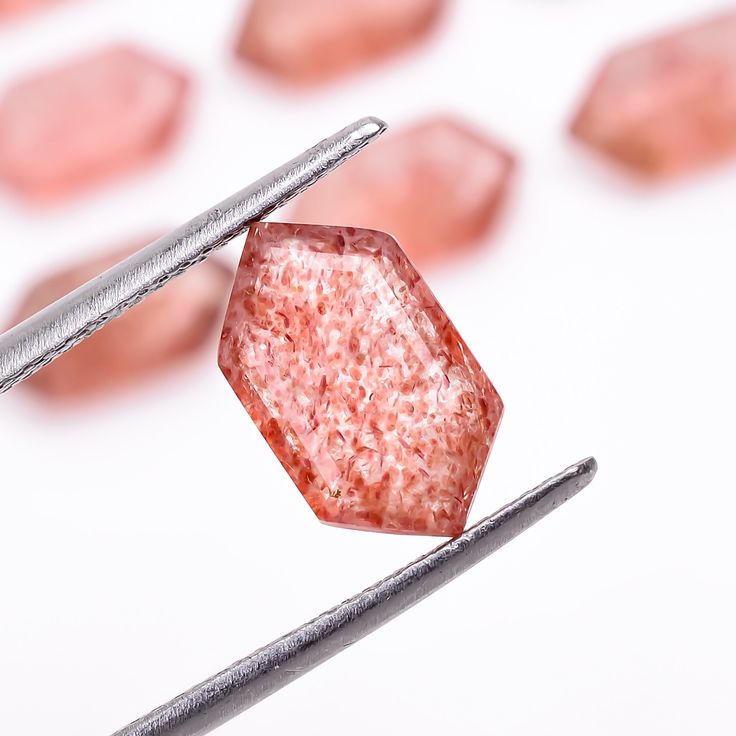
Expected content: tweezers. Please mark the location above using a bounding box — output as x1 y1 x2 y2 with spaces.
0 117 386 392
0 117 598 735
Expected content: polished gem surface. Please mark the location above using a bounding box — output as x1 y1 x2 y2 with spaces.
0 45 189 201
571 11 736 177
10 240 231 398
291 117 515 265
235 0 445 85
219 223 502 535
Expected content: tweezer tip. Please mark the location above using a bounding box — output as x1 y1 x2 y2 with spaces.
566 456 598 489
350 116 388 142
577 455 598 476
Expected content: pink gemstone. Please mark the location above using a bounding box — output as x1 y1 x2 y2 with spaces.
234 0 445 86
571 11 736 177
219 223 502 536
10 240 232 399
290 117 516 266
0 45 189 201
0 0 61 18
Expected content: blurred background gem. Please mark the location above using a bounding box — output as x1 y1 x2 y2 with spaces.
570 11 736 178
219 223 502 536
0 44 190 202
0 0 62 20
234 0 446 86
290 116 516 266
8 238 232 400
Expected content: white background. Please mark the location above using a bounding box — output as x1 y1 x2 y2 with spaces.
1 1 735 733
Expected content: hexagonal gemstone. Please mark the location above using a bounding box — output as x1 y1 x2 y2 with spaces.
219 223 502 536
9 239 232 399
0 45 189 201
571 11 736 177
290 117 515 266
234 0 445 86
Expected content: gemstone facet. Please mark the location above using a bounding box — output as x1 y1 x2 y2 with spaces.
0 45 189 201
10 240 232 398
219 223 502 536
234 0 445 86
571 11 736 177
291 117 515 265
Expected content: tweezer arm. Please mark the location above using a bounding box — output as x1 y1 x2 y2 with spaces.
0 117 386 393
112 457 597 736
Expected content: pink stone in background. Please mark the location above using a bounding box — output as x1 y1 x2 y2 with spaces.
219 223 502 536
571 11 736 178
235 0 445 86
10 240 232 399
0 45 189 202
291 117 516 266
0 0 61 18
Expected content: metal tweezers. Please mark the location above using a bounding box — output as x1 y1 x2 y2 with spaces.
0 117 598 736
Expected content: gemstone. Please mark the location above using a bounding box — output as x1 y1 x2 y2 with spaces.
571 11 736 177
234 0 445 86
290 117 515 265
0 45 189 202
219 223 502 536
0 0 61 18
9 239 232 399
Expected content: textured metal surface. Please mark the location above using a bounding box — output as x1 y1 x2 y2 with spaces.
0 116 386 393
111 457 597 736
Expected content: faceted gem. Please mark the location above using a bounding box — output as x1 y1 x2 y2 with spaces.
291 117 515 265
571 11 736 177
234 0 445 86
219 223 502 536
9 239 232 399
0 45 189 201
